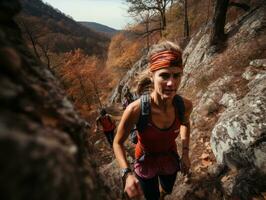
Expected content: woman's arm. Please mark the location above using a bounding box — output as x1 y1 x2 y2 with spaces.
113 100 139 168
113 100 143 197
180 98 193 174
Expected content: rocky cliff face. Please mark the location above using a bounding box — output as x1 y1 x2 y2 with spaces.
174 4 266 199
0 0 112 199
109 53 148 104
185 4 266 198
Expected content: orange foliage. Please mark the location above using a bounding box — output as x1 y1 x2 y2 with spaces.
56 49 111 119
106 30 149 86
107 32 142 69
106 17 166 87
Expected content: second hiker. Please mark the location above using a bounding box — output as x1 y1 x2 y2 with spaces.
113 41 193 200
94 108 116 147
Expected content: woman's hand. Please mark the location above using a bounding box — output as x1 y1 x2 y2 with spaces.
180 154 190 174
124 174 143 198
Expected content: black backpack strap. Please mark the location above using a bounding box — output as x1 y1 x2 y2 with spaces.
136 94 150 132
173 95 185 124
136 94 185 131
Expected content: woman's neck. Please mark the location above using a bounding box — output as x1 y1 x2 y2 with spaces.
151 92 172 111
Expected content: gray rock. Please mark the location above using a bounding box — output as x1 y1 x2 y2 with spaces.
219 93 237 108
0 0 113 199
109 54 148 104
194 76 233 117
249 59 266 68
242 59 266 81
242 66 258 80
247 72 266 90
210 73 266 168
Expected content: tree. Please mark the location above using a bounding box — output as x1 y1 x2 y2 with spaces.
141 12 152 50
37 40 51 69
206 0 212 25
125 0 172 36
183 0 189 38
19 17 43 59
209 0 229 47
57 49 109 116
88 77 103 108
209 0 250 48
131 10 159 50
18 15 53 68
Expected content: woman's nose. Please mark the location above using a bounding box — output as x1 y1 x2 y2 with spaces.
166 77 174 86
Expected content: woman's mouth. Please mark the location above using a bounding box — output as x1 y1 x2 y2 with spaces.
164 89 176 94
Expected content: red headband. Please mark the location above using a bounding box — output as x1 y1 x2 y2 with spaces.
149 50 183 72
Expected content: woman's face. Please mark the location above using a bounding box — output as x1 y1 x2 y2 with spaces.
152 67 183 100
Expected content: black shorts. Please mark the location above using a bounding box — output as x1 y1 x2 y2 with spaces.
135 171 177 200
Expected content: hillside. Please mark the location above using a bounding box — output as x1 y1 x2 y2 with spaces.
1 0 265 200
18 0 110 56
102 1 266 199
79 21 119 37
15 0 113 124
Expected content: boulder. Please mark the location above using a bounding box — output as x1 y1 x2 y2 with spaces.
0 0 112 199
211 74 266 167
210 68 266 197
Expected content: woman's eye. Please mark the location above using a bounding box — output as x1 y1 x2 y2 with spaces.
160 73 170 80
173 73 182 79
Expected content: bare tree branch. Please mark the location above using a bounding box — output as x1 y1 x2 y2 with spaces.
125 0 172 36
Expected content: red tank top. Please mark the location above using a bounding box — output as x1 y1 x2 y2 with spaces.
135 115 181 159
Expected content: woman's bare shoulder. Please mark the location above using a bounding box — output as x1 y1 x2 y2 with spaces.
121 98 141 125
181 96 193 114
126 98 141 114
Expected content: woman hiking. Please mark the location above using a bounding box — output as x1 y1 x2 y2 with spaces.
94 108 116 147
113 41 193 200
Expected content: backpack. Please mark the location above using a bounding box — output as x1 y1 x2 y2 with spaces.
129 94 185 144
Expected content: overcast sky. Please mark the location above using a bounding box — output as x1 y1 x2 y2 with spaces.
43 0 132 30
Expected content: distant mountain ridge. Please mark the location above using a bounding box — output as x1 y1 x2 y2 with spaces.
19 0 110 56
79 22 119 37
